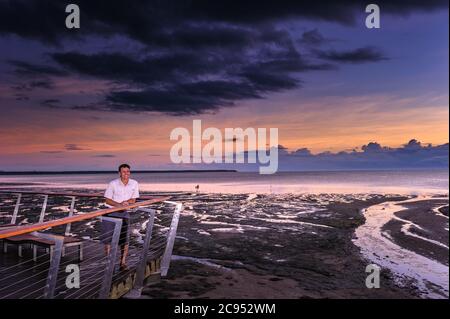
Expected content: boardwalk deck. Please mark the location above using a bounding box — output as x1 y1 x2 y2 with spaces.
0 240 165 299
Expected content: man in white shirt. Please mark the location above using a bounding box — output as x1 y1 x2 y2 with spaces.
101 163 139 270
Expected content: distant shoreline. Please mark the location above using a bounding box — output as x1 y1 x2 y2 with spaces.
0 168 448 176
0 170 237 175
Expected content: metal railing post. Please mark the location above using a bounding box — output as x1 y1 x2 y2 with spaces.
32 232 64 299
38 195 48 223
62 196 76 257
160 202 183 277
11 193 22 224
127 208 156 297
65 196 76 236
98 216 122 299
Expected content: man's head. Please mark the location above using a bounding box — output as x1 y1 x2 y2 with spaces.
118 163 131 183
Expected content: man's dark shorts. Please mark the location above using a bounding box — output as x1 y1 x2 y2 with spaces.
100 210 130 246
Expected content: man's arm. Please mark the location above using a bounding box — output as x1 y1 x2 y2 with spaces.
105 198 125 207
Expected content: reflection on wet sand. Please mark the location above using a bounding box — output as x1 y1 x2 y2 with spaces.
354 197 449 298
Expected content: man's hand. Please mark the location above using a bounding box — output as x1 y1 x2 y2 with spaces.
105 198 137 207
106 198 122 207
127 198 137 205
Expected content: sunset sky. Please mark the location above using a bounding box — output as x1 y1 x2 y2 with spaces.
0 1 448 171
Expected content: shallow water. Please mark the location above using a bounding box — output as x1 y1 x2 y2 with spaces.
353 197 449 298
0 169 448 195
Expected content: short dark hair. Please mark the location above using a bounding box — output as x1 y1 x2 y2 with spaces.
118 163 131 172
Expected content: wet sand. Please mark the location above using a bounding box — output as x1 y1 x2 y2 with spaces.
1 189 447 299
383 199 448 265
139 193 419 299
354 197 449 299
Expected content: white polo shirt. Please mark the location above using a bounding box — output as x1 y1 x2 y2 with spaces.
104 178 140 203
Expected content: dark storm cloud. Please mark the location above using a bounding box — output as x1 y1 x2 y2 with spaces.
0 0 446 115
14 94 29 101
299 29 326 46
1 1 447 44
28 80 54 89
9 60 67 77
49 26 327 86
239 72 299 92
145 24 257 50
245 48 334 73
92 154 116 158
237 47 334 92
51 51 219 84
48 29 334 114
316 47 388 63
11 79 54 91
184 0 448 25
64 144 90 151
40 99 61 108
106 80 261 115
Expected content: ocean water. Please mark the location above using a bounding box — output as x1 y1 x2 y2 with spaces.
0 169 448 195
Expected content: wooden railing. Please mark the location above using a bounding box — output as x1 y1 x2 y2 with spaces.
0 196 170 239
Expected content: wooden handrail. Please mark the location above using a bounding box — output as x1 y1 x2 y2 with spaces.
0 197 170 239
